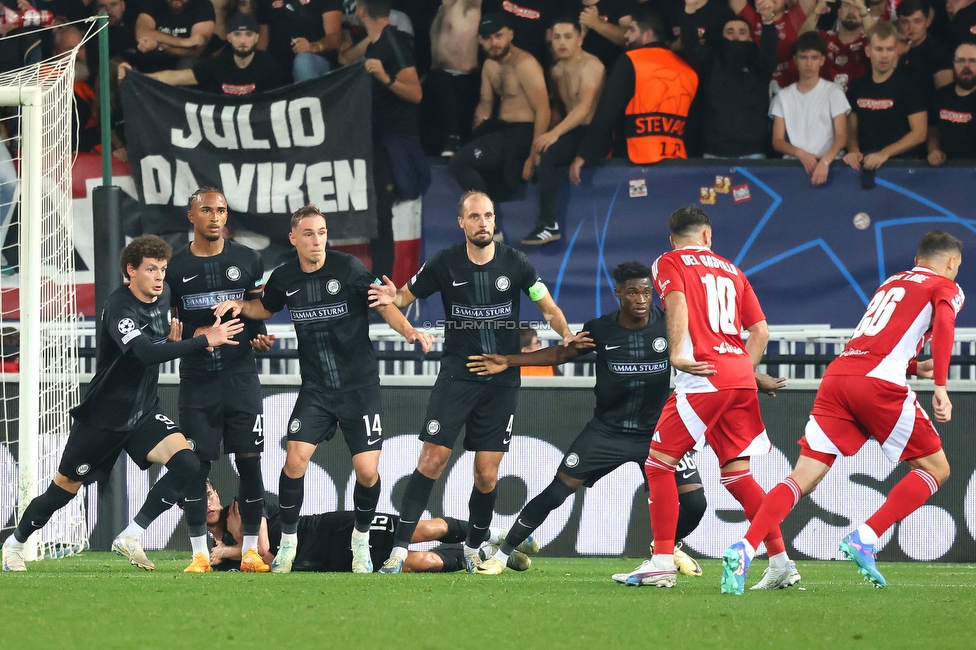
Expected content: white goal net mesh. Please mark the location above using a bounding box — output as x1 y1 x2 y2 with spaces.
0 46 84 560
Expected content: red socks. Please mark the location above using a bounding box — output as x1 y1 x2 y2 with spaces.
721 469 787 556
644 456 679 555
742 477 802 551
865 469 939 537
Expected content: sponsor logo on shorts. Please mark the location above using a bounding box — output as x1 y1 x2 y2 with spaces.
181 289 245 310
326 279 341 295
652 337 667 353
565 453 580 468
289 419 302 433
426 420 440 435
681 471 696 479
495 275 510 292
226 266 241 281
76 463 90 476
254 436 264 445
713 342 744 355
608 360 668 375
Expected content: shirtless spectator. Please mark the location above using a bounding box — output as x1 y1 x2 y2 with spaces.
448 13 550 212
800 0 874 91
135 0 215 72
482 0 558 65
521 17 604 246
422 0 482 157
256 0 342 82
730 0 818 89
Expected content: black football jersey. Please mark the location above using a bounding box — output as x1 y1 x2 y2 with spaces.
261 251 378 391
166 240 264 378
584 308 671 434
72 285 191 429
408 243 541 386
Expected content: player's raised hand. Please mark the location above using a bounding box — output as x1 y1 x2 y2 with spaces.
404 327 434 354
563 330 594 350
932 385 952 422
251 333 277 352
213 299 244 319
168 316 183 343
467 354 508 375
368 275 397 307
202 314 244 347
671 356 717 376
756 372 787 397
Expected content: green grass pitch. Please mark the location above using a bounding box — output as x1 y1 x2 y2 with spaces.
3 553 976 649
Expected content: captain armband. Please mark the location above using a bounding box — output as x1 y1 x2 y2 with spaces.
528 281 549 301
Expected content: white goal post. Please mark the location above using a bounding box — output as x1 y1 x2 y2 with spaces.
0 51 84 562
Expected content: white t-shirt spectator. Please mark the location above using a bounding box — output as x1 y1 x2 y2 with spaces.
770 78 851 157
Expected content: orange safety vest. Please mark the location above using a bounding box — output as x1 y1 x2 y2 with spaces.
623 47 699 164
520 366 555 377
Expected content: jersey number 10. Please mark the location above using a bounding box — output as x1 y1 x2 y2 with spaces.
852 287 906 338
701 274 738 335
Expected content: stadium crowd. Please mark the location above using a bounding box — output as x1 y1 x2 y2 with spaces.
0 0 973 258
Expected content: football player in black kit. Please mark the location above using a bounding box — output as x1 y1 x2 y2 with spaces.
2 236 244 572
203 482 536 573
466 262 708 577
166 188 274 574
368 190 579 574
215 205 433 575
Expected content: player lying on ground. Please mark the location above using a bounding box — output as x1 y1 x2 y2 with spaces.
466 261 707 578
203 482 537 573
722 230 964 593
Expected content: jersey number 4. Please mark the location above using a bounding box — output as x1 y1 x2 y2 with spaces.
852 287 906 338
701 274 738 335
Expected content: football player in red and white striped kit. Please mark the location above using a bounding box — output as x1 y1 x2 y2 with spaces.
722 230 965 593
619 205 799 589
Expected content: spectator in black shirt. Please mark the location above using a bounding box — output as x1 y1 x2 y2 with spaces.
897 0 954 96
682 0 778 158
928 41 976 164
135 0 216 72
118 13 285 94
578 0 636 69
256 0 342 82
360 0 428 280
949 0 976 47
844 21 928 170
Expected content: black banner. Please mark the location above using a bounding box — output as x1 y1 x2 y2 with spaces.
120 64 375 245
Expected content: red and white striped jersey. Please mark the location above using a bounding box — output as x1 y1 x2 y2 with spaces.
652 246 765 393
826 267 965 385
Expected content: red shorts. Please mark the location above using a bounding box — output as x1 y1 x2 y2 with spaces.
799 375 942 463
650 389 770 466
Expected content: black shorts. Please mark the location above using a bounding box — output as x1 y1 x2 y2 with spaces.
558 421 702 488
420 378 518 452
293 512 399 572
287 383 383 456
179 372 264 461
58 410 181 484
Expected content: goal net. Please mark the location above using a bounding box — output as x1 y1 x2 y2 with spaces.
0 46 84 561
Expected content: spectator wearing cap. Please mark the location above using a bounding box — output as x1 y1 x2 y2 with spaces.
482 0 557 65
119 13 286 94
358 0 428 281
927 41 976 165
135 0 216 72
256 0 343 82
448 12 549 214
